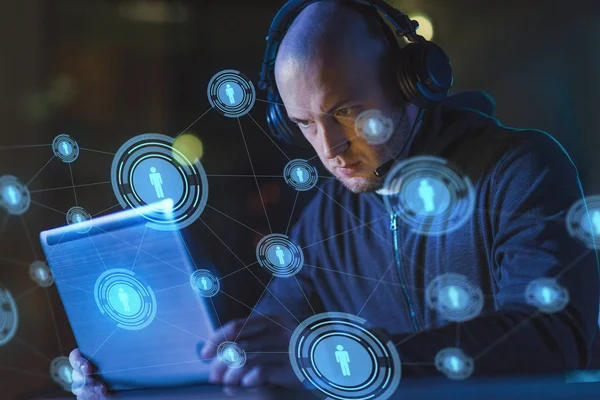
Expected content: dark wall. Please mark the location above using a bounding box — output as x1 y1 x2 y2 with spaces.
0 0 599 398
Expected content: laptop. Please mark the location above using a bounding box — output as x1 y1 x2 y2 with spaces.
40 200 217 391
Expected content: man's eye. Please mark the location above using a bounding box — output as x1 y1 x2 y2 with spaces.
335 108 352 117
297 121 311 128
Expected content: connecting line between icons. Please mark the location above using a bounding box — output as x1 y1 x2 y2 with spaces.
68 163 78 206
130 226 148 273
93 225 190 276
473 309 543 361
356 259 396 318
218 261 259 280
285 191 299 236
315 184 387 242
29 200 67 216
301 214 388 250
20 216 38 259
294 275 316 315
91 359 216 376
79 148 116 156
14 285 41 302
86 233 109 271
0 365 54 379
206 204 266 237
85 327 119 362
209 297 227 343
218 289 293 334
44 287 65 356
0 144 52 151
15 337 52 363
26 155 55 187
29 181 112 194
174 106 213 138
234 275 273 343
237 117 273 234
198 217 300 325
247 112 291 162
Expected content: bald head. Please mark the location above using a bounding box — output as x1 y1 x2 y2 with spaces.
275 0 396 88
272 0 415 194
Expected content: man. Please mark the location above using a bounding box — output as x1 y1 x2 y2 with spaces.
69 1 599 398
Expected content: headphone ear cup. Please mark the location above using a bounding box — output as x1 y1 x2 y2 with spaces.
266 87 309 147
396 41 453 109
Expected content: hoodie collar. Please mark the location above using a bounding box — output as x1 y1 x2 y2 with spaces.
368 90 498 209
408 90 498 158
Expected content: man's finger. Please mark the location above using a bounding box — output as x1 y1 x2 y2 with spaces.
69 348 84 370
202 316 289 359
234 333 289 353
222 364 247 386
240 365 268 387
231 315 288 339
201 320 242 359
70 349 93 377
208 358 229 384
222 360 290 387
210 353 262 385
201 318 255 358
71 375 108 399
71 368 85 386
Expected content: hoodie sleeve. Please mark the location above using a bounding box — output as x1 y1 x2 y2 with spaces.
389 130 599 377
253 200 326 330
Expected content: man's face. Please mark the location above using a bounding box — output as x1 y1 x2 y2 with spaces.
275 55 412 193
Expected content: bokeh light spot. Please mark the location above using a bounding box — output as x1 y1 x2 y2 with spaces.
172 133 204 164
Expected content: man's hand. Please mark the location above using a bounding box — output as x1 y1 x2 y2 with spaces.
69 348 110 400
200 315 300 388
66 315 300 397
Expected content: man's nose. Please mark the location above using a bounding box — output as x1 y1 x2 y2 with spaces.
320 124 350 160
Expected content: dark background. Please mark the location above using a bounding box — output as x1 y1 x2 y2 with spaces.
1 0 600 398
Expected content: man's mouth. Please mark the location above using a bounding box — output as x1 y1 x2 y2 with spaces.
336 161 362 176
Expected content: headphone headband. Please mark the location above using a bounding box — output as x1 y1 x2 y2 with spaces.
258 0 423 91
258 0 453 145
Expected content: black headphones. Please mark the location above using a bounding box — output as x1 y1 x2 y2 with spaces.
257 0 453 146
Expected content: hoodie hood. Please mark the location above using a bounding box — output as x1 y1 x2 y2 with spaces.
370 90 498 200
409 89 498 157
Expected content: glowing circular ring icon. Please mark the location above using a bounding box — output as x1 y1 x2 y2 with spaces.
434 347 474 380
52 134 80 163
50 356 74 391
524 277 569 314
111 133 209 231
207 69 256 118
29 261 54 288
0 175 30 216
66 206 92 234
0 285 18 347
566 195 600 250
283 159 319 191
290 312 401 400
355 109 394 144
383 156 474 236
217 341 247 369
256 233 304 278
426 273 484 322
94 268 157 330
190 269 220 297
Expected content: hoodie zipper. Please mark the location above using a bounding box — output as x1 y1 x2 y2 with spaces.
390 213 420 332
